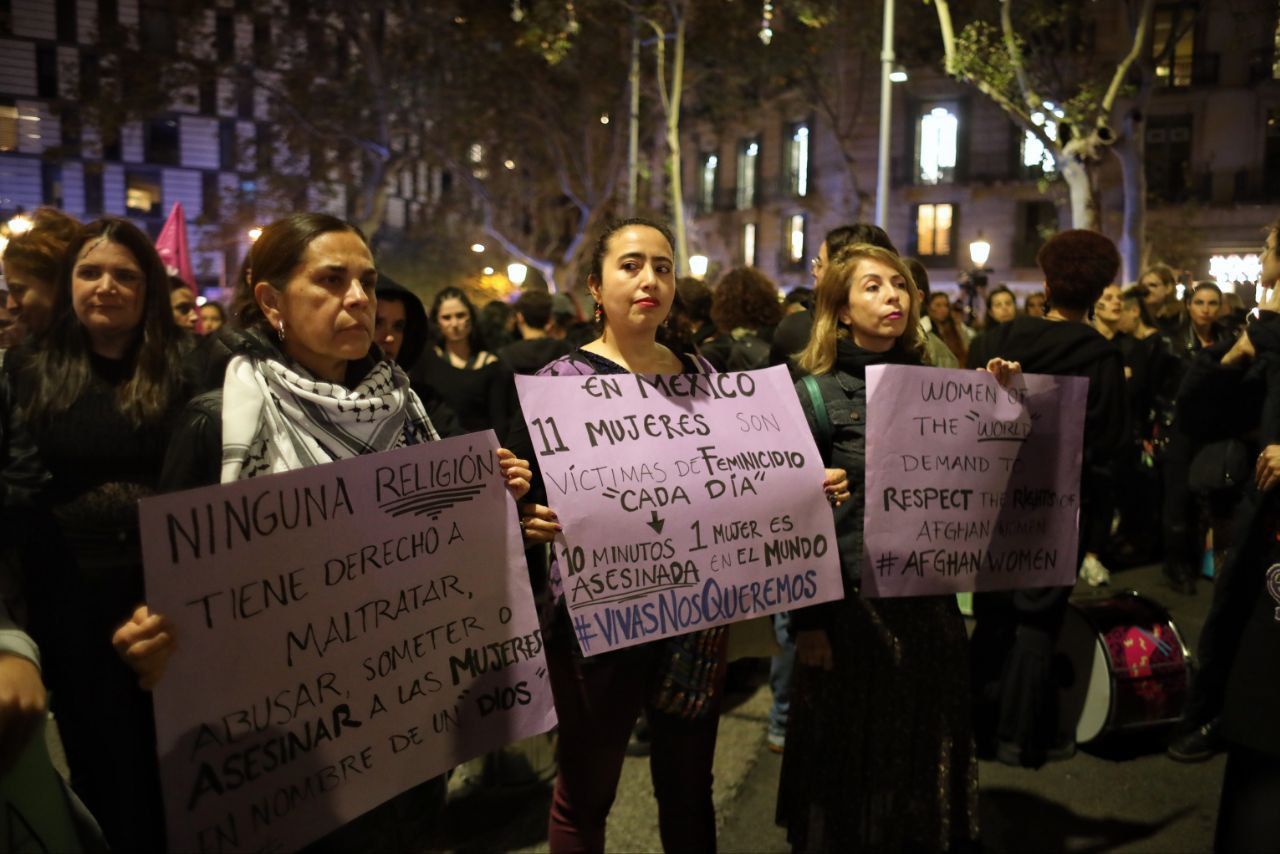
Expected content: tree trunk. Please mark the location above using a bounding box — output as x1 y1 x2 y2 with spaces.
1114 131 1146 283
1059 158 1101 231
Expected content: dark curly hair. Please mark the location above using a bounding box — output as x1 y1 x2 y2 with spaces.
1036 229 1120 311
710 267 782 332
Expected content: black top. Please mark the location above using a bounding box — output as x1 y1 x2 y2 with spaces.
498 337 573 376
410 348 509 437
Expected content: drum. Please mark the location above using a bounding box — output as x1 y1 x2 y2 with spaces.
1056 590 1191 743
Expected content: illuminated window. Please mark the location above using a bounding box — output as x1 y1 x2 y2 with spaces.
917 106 958 184
1209 254 1261 285
469 143 487 179
0 106 17 152
1267 109 1280 196
785 122 809 197
914 203 954 260
1153 5 1195 87
737 138 759 209
743 222 757 266
786 214 806 265
699 153 718 213
125 170 163 216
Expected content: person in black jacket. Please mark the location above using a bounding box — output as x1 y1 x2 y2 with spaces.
967 228 1128 768
776 241 1018 852
375 276 464 438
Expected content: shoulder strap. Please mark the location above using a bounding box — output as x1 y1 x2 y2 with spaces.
801 375 832 464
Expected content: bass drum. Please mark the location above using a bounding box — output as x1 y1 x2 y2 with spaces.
1056 590 1191 744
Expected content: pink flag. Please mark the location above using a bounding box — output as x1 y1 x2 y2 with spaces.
154 201 195 288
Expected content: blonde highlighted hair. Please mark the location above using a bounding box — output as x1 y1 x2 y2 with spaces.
796 243 926 375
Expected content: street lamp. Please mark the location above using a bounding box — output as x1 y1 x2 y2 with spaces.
7 214 33 236
247 226 263 242
507 262 528 286
688 255 709 279
969 236 991 268
889 65 909 83
470 243 485 253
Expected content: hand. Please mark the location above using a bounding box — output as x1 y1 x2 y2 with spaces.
1256 444 1280 492
112 606 175 691
1221 331 1256 367
497 448 532 502
981 358 1022 387
796 629 834 671
0 653 45 774
518 502 561 545
823 467 850 507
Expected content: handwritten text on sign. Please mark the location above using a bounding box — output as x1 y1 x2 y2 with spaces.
139 433 555 853
516 365 842 655
862 365 1087 597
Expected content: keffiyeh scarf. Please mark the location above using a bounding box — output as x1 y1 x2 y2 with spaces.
220 354 438 482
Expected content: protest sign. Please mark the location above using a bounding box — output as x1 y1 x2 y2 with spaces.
139 432 554 853
515 364 843 655
862 364 1087 597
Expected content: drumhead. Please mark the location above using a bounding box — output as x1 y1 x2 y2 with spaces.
1057 603 1112 743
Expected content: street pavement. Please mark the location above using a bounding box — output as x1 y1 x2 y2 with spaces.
434 562 1224 853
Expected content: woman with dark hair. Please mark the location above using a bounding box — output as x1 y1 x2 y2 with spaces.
967 229 1127 765
3 217 189 849
984 285 1018 329
169 276 198 331
1 206 80 340
1184 281 1229 354
1024 291 1047 317
412 286 509 436
927 291 971 365
526 217 847 853
777 243 1014 852
701 266 782 371
142 212 531 849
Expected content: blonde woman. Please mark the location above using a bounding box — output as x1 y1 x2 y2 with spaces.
776 243 1016 852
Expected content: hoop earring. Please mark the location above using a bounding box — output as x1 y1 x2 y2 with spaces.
277 319 286 342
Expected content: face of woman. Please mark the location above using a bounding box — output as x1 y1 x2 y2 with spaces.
989 292 1016 323
264 230 377 376
1117 300 1141 335
1025 293 1046 317
1094 284 1123 325
1262 230 1280 288
376 298 407 362
436 298 472 345
590 225 676 334
170 287 197 330
3 262 58 335
1141 275 1170 309
839 258 910 351
1189 288 1220 333
927 294 951 324
199 304 223 332
811 241 829 286
71 239 147 349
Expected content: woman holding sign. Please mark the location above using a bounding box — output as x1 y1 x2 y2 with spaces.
522 217 851 853
776 243 1017 853
128 213 532 849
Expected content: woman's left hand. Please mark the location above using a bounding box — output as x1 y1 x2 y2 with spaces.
497 448 532 501
1256 444 1280 492
518 502 560 545
112 605 175 691
981 357 1022 387
823 467 850 507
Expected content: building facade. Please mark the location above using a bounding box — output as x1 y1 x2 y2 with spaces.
683 3 1280 302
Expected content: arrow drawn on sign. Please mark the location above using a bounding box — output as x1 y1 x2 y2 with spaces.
646 510 665 534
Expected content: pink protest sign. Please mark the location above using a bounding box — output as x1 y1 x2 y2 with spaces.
515 364 843 655
862 364 1088 597
138 432 554 853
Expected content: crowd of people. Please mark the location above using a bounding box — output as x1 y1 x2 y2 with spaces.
0 203 1276 853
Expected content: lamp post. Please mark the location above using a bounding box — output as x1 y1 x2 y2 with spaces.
874 0 895 229
507 262 528 287
963 234 992 317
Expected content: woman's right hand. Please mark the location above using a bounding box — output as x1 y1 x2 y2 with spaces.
1221 331 1256 367
0 653 46 774
823 468 850 507
518 502 561 545
112 605 175 691
796 629 834 671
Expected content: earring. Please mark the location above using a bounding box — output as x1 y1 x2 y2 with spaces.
277 319 286 342
593 302 602 322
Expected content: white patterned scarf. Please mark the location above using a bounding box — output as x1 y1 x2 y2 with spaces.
220 354 438 482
